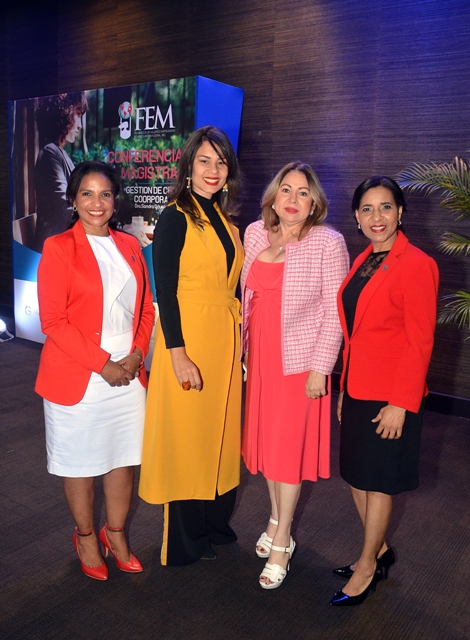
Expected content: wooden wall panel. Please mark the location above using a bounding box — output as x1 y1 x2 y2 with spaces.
58 1 120 90
271 1 382 228
373 1 470 399
1 0 469 398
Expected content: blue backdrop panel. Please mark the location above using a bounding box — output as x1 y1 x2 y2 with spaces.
13 243 40 282
195 76 244 152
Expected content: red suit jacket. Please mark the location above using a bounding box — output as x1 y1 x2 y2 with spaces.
337 231 439 413
35 222 155 405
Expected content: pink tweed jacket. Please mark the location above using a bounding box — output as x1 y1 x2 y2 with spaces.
241 220 349 375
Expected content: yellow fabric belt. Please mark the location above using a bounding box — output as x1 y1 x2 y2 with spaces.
178 290 241 323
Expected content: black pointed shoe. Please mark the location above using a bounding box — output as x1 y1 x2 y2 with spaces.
332 546 396 579
329 571 382 606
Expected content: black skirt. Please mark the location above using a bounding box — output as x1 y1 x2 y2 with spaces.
339 388 425 495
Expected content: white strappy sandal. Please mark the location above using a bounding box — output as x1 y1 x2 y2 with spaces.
255 517 278 558
259 537 296 590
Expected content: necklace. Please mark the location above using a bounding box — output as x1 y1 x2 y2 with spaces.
271 231 298 252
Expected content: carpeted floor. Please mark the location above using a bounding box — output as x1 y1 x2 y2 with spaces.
0 338 469 640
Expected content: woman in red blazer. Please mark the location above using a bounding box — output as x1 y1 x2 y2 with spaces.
330 177 439 606
36 161 155 580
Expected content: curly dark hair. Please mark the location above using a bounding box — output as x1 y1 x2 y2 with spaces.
35 92 88 146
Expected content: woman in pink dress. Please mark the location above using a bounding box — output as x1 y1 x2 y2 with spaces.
241 161 349 589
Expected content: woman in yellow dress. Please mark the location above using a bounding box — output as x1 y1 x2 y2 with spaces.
139 126 244 565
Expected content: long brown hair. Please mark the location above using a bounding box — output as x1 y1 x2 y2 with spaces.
168 126 242 225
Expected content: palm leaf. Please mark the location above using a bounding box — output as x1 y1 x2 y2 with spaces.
438 232 470 256
397 157 470 219
399 154 470 337
437 290 470 330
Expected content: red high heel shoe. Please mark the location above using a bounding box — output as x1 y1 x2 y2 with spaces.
99 524 143 573
72 528 108 580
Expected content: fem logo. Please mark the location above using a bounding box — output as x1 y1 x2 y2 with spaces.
118 101 133 139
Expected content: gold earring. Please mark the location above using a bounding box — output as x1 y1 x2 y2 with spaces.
186 176 191 191
222 183 228 194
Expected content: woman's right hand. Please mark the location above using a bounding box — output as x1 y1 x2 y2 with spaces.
170 347 203 391
337 391 344 423
100 359 135 387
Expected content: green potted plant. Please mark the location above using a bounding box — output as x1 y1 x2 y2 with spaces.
397 156 470 336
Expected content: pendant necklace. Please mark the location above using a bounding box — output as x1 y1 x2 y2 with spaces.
271 228 298 253
276 235 295 252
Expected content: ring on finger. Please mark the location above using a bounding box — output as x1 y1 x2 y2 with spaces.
182 380 191 391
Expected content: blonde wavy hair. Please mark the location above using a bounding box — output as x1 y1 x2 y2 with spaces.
261 161 328 237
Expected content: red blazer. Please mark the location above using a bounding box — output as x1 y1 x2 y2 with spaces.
35 222 155 405
337 231 439 413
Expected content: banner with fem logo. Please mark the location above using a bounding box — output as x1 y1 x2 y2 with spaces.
9 76 244 343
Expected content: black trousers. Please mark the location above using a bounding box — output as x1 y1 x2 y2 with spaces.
161 488 237 566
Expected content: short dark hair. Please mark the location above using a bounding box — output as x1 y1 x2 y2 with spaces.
67 161 121 229
35 92 88 146
351 176 407 214
168 126 242 224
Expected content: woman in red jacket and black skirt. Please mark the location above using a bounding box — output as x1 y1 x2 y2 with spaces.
330 176 439 606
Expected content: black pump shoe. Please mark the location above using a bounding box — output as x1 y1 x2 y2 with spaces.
377 546 395 578
329 571 382 606
332 546 395 579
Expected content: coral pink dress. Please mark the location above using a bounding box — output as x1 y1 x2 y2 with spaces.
242 259 331 484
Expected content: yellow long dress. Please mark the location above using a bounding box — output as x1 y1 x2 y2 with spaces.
139 201 244 505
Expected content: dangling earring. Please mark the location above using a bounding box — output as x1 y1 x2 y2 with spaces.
186 176 191 191
357 222 361 230
398 219 402 226
222 183 228 194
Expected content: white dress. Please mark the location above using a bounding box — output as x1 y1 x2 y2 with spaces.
44 235 146 477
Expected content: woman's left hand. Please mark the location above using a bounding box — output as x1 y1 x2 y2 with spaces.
372 404 406 439
117 349 143 377
306 370 327 400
